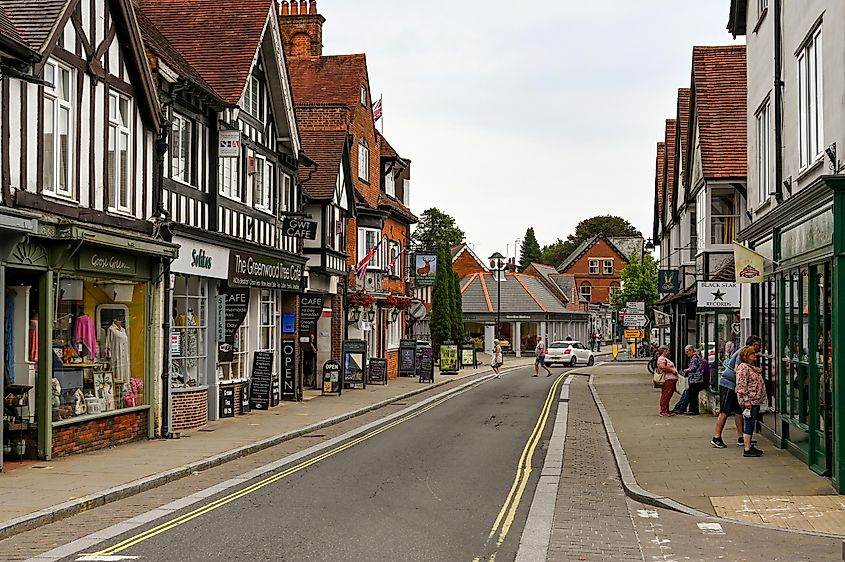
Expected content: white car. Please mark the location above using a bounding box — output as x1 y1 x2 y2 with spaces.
546 340 595 367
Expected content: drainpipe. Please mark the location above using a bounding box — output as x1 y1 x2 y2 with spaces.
773 0 784 202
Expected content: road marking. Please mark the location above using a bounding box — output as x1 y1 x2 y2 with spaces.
697 522 724 535
638 509 660 519
76 556 140 561
85 381 482 557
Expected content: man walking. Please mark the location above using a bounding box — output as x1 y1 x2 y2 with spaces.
711 335 762 448
534 336 553 377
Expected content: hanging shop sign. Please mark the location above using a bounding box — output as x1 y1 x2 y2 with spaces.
417 344 434 383
732 243 764 284
280 339 296 400
282 217 318 240
228 252 304 291
322 360 341 395
219 387 235 418
171 236 230 279
440 341 459 374
249 351 274 410
413 253 437 287
219 129 242 157
342 340 367 388
658 270 680 295
78 248 137 275
218 288 249 362
696 282 740 309
368 358 388 385
298 295 324 337
398 339 417 376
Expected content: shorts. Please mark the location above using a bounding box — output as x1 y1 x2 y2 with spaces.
535 355 545 366
719 386 743 416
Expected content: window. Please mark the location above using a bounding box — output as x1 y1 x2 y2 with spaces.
253 156 273 212
603 259 613 275
360 85 367 106
609 282 620 297
580 283 592 303
386 310 401 350
689 207 698 258
280 172 292 213
108 92 132 212
219 155 241 200
171 113 192 184
43 59 73 198
225 308 249 382
358 138 369 181
172 276 208 388
798 27 823 168
589 259 599 275
386 240 401 277
755 101 770 204
696 189 707 250
328 205 343 252
357 228 384 270
384 169 395 198
258 290 278 360
711 192 737 245
244 75 263 121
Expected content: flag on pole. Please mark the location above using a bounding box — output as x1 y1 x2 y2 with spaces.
384 242 401 275
356 234 387 280
372 97 382 122
732 242 765 283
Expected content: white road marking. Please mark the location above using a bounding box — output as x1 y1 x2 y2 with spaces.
637 509 659 518
697 522 724 535
76 556 140 561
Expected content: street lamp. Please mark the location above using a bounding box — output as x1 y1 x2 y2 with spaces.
489 252 506 341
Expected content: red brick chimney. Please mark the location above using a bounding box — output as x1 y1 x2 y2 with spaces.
278 0 325 58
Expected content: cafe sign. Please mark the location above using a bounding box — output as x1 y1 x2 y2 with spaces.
228 252 304 291
171 236 229 279
78 248 136 275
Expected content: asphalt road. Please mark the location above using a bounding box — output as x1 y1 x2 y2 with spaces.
64 364 567 562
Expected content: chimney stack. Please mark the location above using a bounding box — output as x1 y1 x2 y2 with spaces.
280 0 289 16
290 0 298 15
278 0 325 58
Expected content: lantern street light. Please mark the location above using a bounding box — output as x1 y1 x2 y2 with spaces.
488 252 507 341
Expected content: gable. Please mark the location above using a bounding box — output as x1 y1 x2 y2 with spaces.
260 11 300 155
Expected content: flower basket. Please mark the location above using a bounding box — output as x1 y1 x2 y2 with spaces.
349 290 374 308
386 294 412 310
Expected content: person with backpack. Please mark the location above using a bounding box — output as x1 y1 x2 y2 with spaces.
681 345 707 415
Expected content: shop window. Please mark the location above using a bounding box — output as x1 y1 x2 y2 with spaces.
258 290 278 357
224 309 249 382
171 276 207 388
51 277 147 422
43 59 74 199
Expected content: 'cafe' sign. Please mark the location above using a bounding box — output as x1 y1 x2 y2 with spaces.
282 217 318 240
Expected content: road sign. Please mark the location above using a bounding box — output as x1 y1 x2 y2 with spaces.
623 314 648 327
626 301 645 315
624 329 645 339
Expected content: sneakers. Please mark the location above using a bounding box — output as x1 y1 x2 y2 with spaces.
743 446 764 457
737 438 758 447
659 412 675 417
710 437 727 449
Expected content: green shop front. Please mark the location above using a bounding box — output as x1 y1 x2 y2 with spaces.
739 176 845 489
3 221 176 460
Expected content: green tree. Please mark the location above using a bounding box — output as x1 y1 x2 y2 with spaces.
452 270 465 341
430 247 455 347
542 215 641 267
411 208 465 253
518 227 542 271
610 252 659 320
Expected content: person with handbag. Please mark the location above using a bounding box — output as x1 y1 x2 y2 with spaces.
680 345 706 415
655 345 679 417
711 335 762 448
735 345 766 457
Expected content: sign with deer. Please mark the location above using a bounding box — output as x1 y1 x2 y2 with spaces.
414 253 437 287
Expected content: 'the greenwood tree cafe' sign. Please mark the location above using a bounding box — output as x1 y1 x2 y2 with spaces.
228 252 304 291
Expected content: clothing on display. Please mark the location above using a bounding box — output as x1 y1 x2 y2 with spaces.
73 313 97 359
29 316 38 363
5 290 15 383
105 320 131 381
176 310 199 369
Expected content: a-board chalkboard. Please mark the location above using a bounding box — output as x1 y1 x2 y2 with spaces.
368 358 388 385
219 387 235 418
342 340 367 388
398 340 416 376
322 360 341 395
417 346 434 382
249 351 274 410
240 384 250 414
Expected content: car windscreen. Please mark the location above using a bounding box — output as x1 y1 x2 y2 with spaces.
549 342 571 349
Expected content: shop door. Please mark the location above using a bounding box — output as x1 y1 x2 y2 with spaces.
810 263 832 475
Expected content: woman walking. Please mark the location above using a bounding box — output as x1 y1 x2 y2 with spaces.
492 339 503 378
656 346 679 417
681 345 706 415
735 345 766 457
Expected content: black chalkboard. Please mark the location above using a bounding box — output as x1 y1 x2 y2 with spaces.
398 340 416 376
249 351 274 410
322 360 341 395
368 358 388 385
417 345 434 383
240 384 250 414
219 387 235 418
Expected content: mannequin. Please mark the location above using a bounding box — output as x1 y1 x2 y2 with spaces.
28 312 38 363
105 318 130 381
74 308 97 359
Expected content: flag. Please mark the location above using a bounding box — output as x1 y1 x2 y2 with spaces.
733 242 765 283
384 242 401 274
356 234 386 280
372 97 382 122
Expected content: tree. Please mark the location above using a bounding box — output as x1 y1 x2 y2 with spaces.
518 227 542 271
430 247 455 348
452 270 465 342
411 208 465 253
541 215 641 267
610 252 659 320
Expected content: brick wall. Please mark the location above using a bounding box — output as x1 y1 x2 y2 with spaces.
331 292 343 359
171 389 209 431
386 349 398 379
454 251 485 278
560 239 626 304
295 105 349 132
52 410 148 457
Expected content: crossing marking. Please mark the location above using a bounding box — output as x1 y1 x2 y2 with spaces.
637 509 660 518
697 522 724 535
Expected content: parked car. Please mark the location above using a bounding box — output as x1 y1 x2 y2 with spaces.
546 340 595 367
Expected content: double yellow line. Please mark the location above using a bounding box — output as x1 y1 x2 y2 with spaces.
475 372 566 561
89 383 480 557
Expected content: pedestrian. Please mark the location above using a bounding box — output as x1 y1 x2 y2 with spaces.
656 345 678 417
680 345 706 415
534 336 553 377
491 339 503 378
735 345 766 457
711 335 762 448
725 333 737 360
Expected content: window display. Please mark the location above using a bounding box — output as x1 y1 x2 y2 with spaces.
172 276 208 387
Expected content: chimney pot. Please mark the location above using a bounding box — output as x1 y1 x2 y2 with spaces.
290 1 298 14
309 0 317 15
280 0 289 16
299 1 307 15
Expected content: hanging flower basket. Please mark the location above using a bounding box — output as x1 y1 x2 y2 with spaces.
349 290 375 308
386 294 412 310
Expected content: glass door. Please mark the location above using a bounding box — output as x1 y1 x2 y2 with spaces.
810 263 832 475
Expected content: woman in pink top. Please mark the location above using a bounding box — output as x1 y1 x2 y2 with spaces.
735 346 766 457
656 345 679 417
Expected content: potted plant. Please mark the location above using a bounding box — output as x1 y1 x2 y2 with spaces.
349 289 375 310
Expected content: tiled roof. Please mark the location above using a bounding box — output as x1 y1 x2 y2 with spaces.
608 237 643 261
378 192 417 224
0 3 23 44
675 88 691 206
557 235 598 273
663 119 676 218
288 54 367 109
461 273 572 316
551 274 575 300
298 129 346 200
691 45 747 179
139 0 273 104
524 263 569 303
0 0 68 51
655 142 665 221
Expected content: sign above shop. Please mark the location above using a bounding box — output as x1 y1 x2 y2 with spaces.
228 252 303 291
219 129 242 157
171 237 230 279
697 282 740 309
78 248 137 275
299 295 323 336
282 217 318 240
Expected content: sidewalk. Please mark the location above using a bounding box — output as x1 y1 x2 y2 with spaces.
0 355 535 537
588 362 843 535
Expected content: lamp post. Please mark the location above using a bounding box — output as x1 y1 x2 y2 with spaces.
489 252 506 342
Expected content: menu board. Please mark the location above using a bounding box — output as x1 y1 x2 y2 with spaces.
398 340 416 376
219 387 235 418
343 340 367 388
249 351 274 410
368 358 388 385
299 295 324 337
440 343 459 373
418 345 434 383
322 360 341 395
461 345 477 368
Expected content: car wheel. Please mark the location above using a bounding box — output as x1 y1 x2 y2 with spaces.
570 357 577 367
587 355 595 366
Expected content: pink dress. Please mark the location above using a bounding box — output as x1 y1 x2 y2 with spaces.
74 314 97 359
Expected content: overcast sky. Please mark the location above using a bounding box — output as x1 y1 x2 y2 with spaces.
321 1 742 263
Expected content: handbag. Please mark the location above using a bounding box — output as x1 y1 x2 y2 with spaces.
653 370 665 388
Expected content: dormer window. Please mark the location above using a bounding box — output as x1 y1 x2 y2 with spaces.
384 169 395 197
360 85 367 106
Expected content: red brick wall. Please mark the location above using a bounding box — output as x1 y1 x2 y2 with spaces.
350 91 380 208
560 239 625 304
172 389 209 431
52 410 148 457
295 105 349 132
386 349 398 379
453 251 485 278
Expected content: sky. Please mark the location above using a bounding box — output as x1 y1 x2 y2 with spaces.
320 1 742 264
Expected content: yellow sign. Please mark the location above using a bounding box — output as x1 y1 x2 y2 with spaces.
323 381 333 393
733 242 765 283
612 344 619 359
624 329 645 339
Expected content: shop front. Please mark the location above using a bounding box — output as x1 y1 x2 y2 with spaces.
218 249 304 409
3 222 176 459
